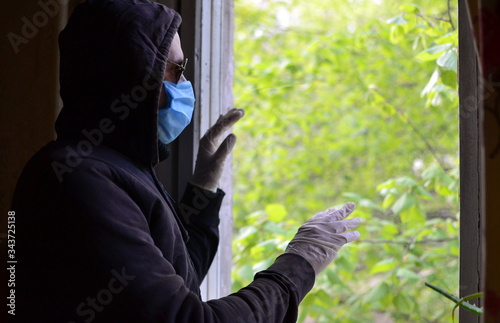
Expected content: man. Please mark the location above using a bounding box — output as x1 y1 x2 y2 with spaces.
11 0 360 322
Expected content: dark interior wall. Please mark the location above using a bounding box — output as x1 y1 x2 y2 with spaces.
1 0 86 216
0 1 78 320
0 1 70 234
1 1 55 211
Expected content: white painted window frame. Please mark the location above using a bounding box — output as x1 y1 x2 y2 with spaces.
190 0 234 300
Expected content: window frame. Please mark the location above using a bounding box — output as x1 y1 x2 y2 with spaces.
458 0 482 321
158 0 486 312
155 0 235 299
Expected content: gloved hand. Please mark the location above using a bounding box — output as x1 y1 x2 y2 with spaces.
190 108 245 192
285 202 361 275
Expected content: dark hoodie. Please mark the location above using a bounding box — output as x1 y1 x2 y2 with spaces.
10 0 315 322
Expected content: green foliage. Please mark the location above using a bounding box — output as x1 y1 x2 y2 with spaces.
232 0 458 321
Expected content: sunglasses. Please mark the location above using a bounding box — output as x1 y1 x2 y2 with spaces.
166 58 188 83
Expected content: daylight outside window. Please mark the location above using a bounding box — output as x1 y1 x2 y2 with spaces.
231 0 459 322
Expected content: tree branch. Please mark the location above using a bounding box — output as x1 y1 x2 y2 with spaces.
447 0 456 30
393 107 449 172
415 12 455 30
359 238 456 245
370 88 450 172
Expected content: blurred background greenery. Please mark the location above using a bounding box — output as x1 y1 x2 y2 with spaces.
231 0 458 321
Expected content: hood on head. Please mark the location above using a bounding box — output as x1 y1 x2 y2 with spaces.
55 0 181 166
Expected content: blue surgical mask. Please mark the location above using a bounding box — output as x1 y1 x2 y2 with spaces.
158 80 196 144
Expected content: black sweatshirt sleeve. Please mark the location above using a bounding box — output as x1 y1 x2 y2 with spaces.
177 183 225 282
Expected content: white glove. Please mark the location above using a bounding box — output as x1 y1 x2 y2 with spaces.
285 202 361 275
190 108 245 192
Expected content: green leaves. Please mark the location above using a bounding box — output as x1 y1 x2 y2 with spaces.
437 49 458 72
394 293 414 313
386 14 408 25
381 222 399 239
416 43 453 61
265 203 288 222
400 206 426 227
392 193 415 214
364 282 391 303
396 268 421 282
370 258 398 274
233 0 458 321
400 4 421 14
